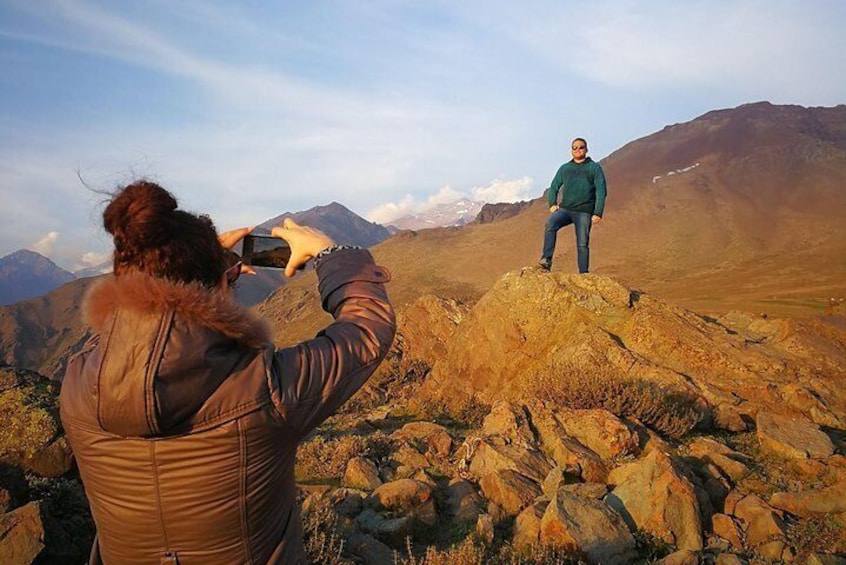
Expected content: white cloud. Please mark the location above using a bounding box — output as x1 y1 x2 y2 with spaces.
471 177 533 203
31 231 59 256
367 177 533 224
80 250 110 266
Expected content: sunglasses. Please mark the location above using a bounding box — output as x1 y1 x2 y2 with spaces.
224 259 243 286
572 145 587 151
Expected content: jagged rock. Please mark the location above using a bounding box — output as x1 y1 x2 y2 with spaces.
368 479 437 526
390 421 453 459
512 500 549 549
529 404 610 482
711 513 743 550
409 469 437 488
0 501 45 564
657 549 700 565
547 407 639 460
476 513 494 544
723 490 745 516
769 482 846 517
607 450 704 550
346 531 394 565
756 539 793 562
481 401 536 448
445 478 484 523
479 470 541 516
732 494 786 549
756 412 835 459
688 437 751 482
779 384 844 428
0 489 9 514
343 457 383 491
539 490 636 565
467 436 553 484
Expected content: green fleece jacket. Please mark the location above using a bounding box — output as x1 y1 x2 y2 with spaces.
547 157 607 217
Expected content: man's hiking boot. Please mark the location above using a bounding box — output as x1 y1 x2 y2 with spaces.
538 258 552 272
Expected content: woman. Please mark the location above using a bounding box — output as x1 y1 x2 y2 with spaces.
59 181 396 564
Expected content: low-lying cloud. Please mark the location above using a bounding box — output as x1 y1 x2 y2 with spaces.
367 177 533 225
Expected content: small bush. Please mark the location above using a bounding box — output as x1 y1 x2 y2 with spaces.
301 501 352 565
785 513 846 558
525 363 703 439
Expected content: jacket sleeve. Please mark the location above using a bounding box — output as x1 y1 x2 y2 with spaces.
593 163 607 217
547 165 565 207
268 248 396 436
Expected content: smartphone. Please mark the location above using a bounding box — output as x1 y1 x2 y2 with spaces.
241 235 291 269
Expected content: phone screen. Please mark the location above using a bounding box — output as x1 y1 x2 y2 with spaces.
242 235 291 269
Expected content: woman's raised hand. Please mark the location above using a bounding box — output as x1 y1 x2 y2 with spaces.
271 218 334 277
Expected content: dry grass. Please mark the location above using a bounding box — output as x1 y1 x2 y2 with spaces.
395 537 585 565
296 432 393 482
785 513 846 559
301 501 353 565
524 364 703 439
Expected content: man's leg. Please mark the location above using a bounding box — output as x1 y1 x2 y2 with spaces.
573 212 592 273
541 209 573 267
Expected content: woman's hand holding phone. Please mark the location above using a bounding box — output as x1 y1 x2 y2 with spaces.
271 219 334 277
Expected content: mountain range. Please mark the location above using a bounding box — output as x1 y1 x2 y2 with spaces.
2 101 845 378
0 249 76 306
386 198 485 231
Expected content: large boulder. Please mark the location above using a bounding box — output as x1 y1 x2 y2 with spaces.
607 450 704 551
478 470 541 516
466 437 553 484
539 490 636 565
756 412 835 459
545 407 639 460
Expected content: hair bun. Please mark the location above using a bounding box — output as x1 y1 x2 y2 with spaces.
104 181 179 250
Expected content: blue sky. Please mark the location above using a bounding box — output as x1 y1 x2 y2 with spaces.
1 0 844 270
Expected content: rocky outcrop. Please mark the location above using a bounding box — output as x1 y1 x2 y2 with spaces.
756 411 835 459
413 271 846 435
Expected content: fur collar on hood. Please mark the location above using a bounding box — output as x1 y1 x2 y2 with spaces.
84 273 272 349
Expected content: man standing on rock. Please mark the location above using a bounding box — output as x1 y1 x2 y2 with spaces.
538 137 607 273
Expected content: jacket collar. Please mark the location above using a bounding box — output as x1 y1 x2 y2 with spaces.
84 273 272 349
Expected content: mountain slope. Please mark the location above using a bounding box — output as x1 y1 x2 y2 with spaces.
260 102 846 347
0 250 76 305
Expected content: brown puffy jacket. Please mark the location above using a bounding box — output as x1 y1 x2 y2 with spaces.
60 249 395 564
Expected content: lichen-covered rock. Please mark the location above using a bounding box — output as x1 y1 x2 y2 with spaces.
539 490 636 565
368 478 437 526
0 367 67 477
756 412 834 460
607 450 704 550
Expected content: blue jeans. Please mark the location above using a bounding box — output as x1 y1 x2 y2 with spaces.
541 209 592 273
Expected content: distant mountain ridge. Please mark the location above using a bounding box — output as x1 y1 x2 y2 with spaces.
0 249 76 306
259 201 390 247
387 198 485 231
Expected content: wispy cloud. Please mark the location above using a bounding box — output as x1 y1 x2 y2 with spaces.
31 231 59 256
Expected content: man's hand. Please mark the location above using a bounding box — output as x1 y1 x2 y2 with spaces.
271 218 335 277
592 215 602 225
549 205 559 213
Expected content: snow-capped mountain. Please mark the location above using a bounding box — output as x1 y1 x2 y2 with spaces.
387 198 485 231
